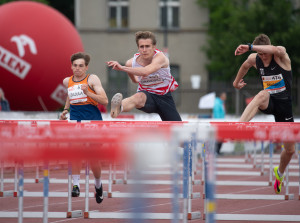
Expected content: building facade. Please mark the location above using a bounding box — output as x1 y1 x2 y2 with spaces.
75 0 208 113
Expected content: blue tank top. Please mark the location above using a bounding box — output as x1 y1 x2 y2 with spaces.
256 55 292 99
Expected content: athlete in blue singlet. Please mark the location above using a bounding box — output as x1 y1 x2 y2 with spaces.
233 34 295 195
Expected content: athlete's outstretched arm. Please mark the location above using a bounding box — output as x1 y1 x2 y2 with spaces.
233 54 256 90
107 53 168 77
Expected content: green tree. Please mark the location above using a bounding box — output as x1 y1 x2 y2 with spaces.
198 0 300 81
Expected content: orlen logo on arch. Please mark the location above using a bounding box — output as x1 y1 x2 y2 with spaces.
0 34 37 79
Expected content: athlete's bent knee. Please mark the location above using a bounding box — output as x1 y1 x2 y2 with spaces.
256 90 269 102
133 92 146 108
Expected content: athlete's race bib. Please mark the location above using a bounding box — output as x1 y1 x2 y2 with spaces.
68 84 87 104
139 74 164 87
262 74 286 94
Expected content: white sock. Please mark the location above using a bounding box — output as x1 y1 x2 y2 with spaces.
277 169 283 178
95 178 102 189
72 175 80 188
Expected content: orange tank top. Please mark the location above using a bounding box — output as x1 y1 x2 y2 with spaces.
67 74 98 106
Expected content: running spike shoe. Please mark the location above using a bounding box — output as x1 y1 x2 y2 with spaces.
273 166 284 194
72 185 80 197
95 185 104 204
111 93 123 118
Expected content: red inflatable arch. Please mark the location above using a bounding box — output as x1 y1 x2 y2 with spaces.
0 1 84 111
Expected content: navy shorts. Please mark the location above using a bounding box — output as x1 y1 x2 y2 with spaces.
259 96 294 122
137 91 182 121
70 104 103 122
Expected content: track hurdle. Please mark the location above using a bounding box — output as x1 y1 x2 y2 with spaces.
0 120 206 222
206 122 300 222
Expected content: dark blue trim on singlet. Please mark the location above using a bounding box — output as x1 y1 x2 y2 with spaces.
70 104 102 122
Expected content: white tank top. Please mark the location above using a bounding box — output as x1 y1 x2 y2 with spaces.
132 49 178 95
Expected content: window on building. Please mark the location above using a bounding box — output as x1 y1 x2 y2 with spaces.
159 0 180 29
108 0 129 29
107 66 128 101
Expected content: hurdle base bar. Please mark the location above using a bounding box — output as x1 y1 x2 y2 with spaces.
67 210 83 218
112 179 124 184
108 192 194 199
215 214 300 221
35 178 44 183
187 211 201 220
21 191 108 198
285 194 294 200
0 190 14 197
107 192 200 199
194 170 201 175
87 212 183 219
191 192 201 199
260 171 267 176
192 180 201 185
0 211 73 218
215 194 291 200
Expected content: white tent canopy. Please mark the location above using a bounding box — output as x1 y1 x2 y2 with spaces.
198 92 216 109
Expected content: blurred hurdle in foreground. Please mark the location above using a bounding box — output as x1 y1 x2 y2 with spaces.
0 120 209 223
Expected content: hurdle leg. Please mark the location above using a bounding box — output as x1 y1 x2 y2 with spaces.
84 161 89 218
35 162 39 183
188 142 192 218
171 140 180 223
284 162 294 200
285 163 289 198
202 142 207 220
298 145 300 200
14 162 18 197
113 162 117 184
269 143 273 186
205 140 216 223
201 143 205 186
253 141 257 168
0 161 3 196
43 162 49 223
187 135 201 220
260 141 265 175
67 162 82 218
18 161 24 223
67 162 72 214
124 161 128 184
245 141 248 162
108 163 112 198
1 161 16 197
182 141 189 223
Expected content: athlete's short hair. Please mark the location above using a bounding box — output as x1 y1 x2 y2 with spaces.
71 52 90 66
135 31 157 46
253 34 271 45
